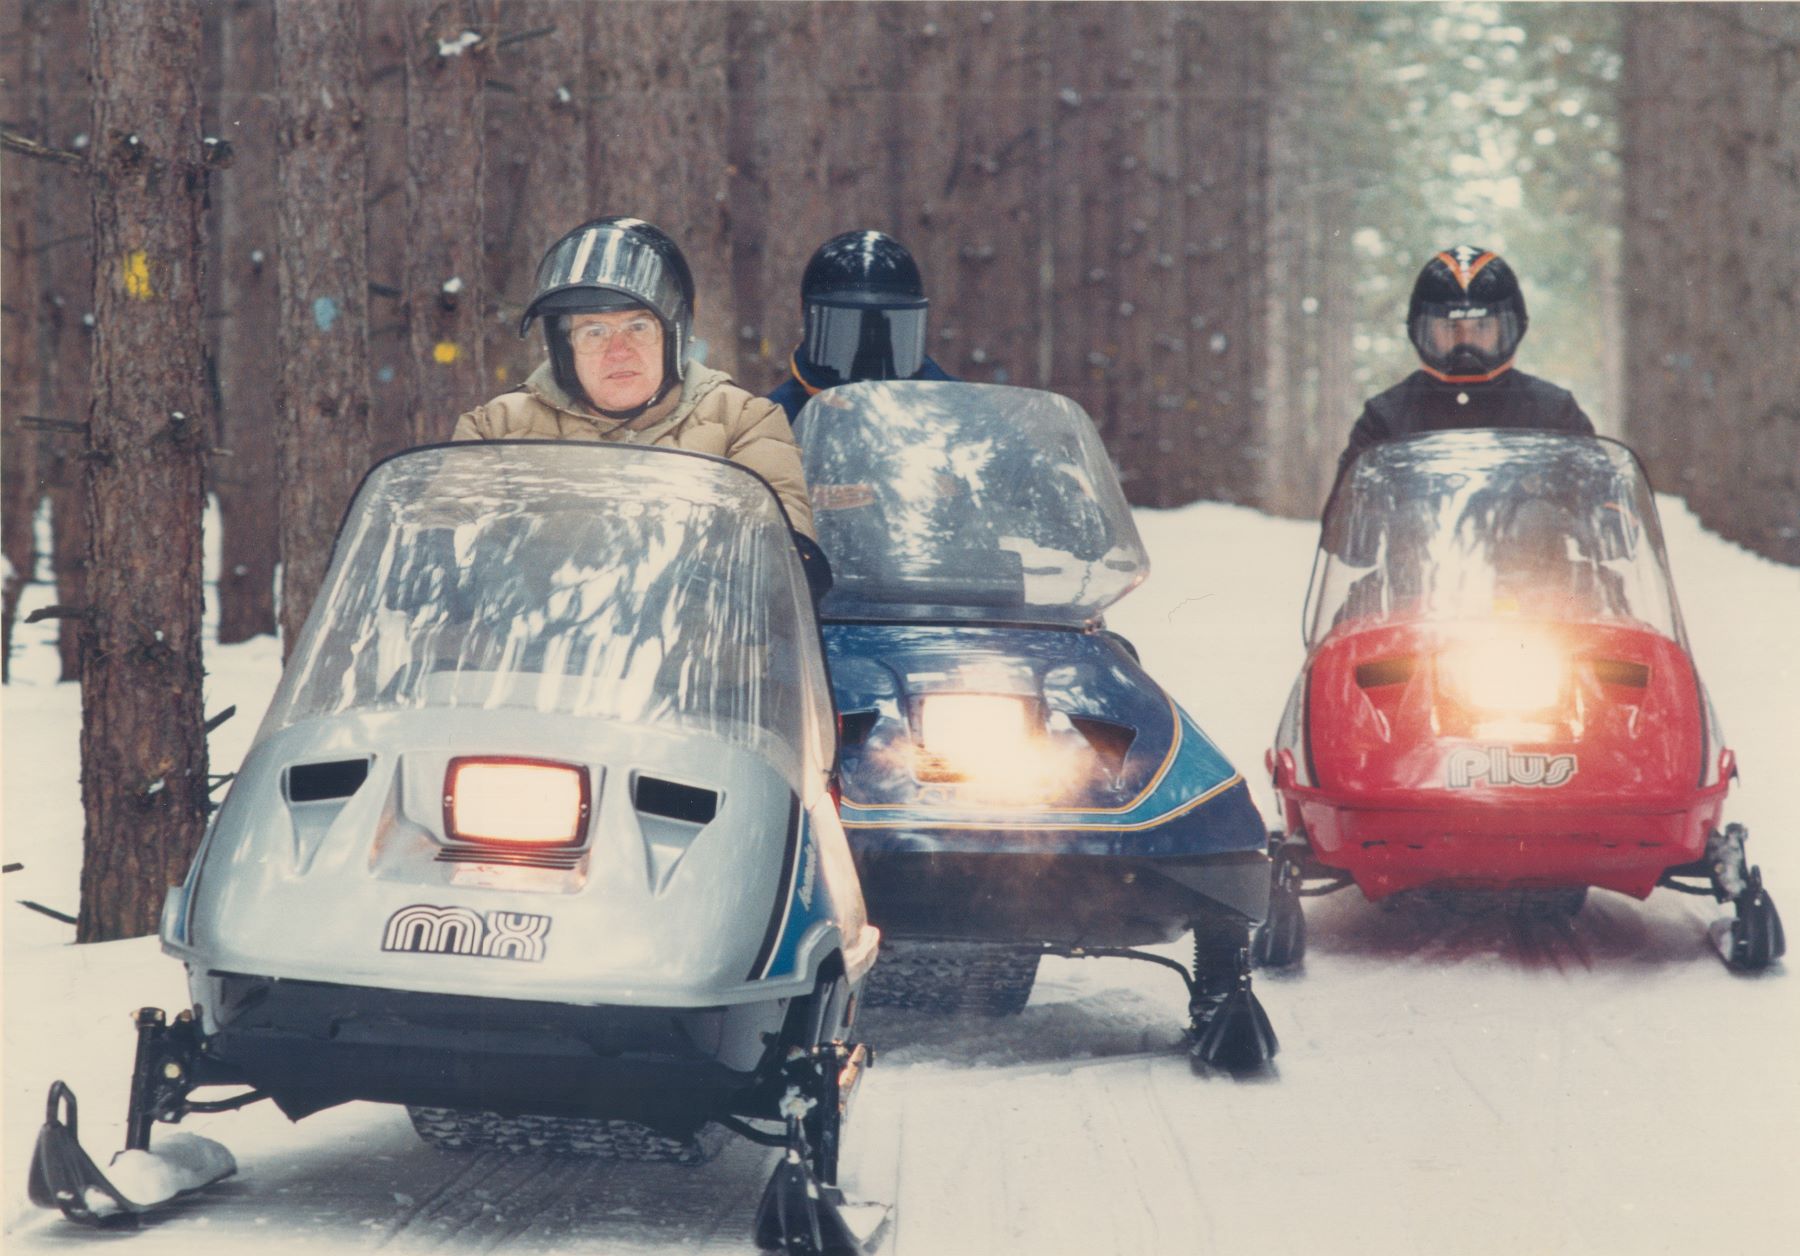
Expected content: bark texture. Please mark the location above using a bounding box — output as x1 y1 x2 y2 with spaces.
2 0 43 682
273 0 373 652
212 0 279 643
80 0 212 941
1621 5 1800 563
1260 6 1357 518
34 0 95 680
586 0 734 378
482 0 590 390
363 0 415 461
404 0 494 445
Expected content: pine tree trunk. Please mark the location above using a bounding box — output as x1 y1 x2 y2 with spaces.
588 0 735 379
79 0 212 941
1174 3 1271 508
1111 6 1188 508
724 2 825 390
404 0 493 446
894 2 1051 393
364 1 415 462
1260 6 1356 519
34 0 95 682
483 0 590 389
273 0 373 654
1040 8 1134 486
2 0 44 683
1621 5 1800 564
213 0 279 644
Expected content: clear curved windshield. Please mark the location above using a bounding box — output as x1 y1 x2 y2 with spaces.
794 381 1148 626
261 443 824 768
1307 430 1685 647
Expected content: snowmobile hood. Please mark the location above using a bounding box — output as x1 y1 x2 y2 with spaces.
822 624 1264 860
167 706 867 1007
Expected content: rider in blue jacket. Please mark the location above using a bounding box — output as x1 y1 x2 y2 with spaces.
768 230 955 421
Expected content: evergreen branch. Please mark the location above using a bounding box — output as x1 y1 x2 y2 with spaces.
1 127 87 168
17 415 88 435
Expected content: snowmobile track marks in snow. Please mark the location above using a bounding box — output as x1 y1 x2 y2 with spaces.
376 1143 777 1252
1505 911 1596 976
377 1151 593 1250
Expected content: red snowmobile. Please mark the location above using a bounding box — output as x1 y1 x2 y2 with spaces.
1258 429 1784 971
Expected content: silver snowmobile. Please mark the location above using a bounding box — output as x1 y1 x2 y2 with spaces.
29 441 880 1254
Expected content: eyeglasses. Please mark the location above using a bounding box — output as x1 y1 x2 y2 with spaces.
569 317 660 354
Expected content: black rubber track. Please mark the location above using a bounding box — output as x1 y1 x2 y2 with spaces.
861 940 1042 1015
407 1107 729 1164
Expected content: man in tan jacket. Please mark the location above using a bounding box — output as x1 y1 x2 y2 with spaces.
454 216 817 541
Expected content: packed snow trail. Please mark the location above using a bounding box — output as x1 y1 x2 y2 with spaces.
6 497 1797 1255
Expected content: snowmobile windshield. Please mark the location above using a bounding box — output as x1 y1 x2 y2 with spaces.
260 443 825 772
793 381 1149 626
1307 430 1685 648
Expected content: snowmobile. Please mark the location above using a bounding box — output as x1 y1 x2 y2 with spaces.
792 381 1278 1071
29 441 882 1254
1259 428 1784 971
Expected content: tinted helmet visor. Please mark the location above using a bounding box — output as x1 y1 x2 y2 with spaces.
802 297 927 386
1410 302 1523 375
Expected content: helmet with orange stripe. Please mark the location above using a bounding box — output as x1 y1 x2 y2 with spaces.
1407 245 1527 382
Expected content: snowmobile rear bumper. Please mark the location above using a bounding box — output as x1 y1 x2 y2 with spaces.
853 849 1270 947
196 973 791 1128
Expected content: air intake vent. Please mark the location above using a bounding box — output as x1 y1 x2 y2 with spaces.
1069 715 1136 773
1355 657 1415 689
435 846 584 870
1591 658 1650 688
839 711 879 749
285 757 370 803
633 775 719 825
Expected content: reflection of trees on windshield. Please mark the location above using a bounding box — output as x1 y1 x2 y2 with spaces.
1314 432 1683 641
274 447 813 756
800 383 1145 622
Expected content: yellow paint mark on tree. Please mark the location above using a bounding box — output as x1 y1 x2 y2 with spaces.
122 251 154 300
494 365 510 383
433 341 460 365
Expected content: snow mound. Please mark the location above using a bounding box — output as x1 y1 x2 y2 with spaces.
84 1134 236 1216
836 1197 894 1251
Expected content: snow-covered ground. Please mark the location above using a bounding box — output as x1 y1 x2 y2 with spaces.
4 497 1796 1255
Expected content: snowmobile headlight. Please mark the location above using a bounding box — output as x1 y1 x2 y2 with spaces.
917 694 1036 768
1440 627 1568 716
444 757 590 846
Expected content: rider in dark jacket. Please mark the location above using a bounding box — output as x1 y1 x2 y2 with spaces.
768 230 955 421
1337 246 1593 484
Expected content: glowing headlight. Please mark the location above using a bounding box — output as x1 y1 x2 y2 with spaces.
444 757 590 846
918 694 1035 766
1440 628 1568 715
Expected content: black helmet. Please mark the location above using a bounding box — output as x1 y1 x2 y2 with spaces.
520 216 696 414
1407 245 1528 381
798 230 928 386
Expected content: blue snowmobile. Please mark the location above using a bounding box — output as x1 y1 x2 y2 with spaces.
28 441 880 1254
793 381 1278 1070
